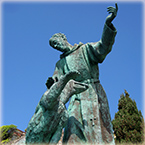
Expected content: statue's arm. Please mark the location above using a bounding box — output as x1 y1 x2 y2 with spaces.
87 3 118 63
60 80 88 104
39 71 80 110
101 3 118 47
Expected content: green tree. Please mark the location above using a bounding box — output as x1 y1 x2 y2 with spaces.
0 124 17 144
112 90 144 144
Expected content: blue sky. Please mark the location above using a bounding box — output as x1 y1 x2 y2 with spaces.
1 1 144 131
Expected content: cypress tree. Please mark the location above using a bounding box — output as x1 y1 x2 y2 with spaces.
112 90 144 144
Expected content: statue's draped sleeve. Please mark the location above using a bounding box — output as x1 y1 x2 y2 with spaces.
86 23 117 63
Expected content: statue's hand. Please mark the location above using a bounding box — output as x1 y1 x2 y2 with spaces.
106 3 118 25
107 3 118 17
72 81 89 94
68 80 89 95
60 80 88 104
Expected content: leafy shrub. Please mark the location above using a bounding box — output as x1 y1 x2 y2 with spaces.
0 124 17 144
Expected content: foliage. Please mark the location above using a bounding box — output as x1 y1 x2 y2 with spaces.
0 124 17 144
112 90 144 144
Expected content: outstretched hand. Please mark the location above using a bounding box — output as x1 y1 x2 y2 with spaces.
106 3 118 25
72 81 89 94
107 3 118 17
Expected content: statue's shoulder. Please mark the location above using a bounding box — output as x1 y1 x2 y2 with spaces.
71 42 84 53
77 42 84 48
59 42 84 59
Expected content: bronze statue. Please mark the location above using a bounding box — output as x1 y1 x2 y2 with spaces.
49 3 118 144
26 3 118 145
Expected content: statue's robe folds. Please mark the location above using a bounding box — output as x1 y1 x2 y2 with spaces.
52 23 117 144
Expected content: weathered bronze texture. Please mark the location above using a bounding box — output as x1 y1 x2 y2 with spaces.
26 3 118 145
25 71 88 144
49 3 118 145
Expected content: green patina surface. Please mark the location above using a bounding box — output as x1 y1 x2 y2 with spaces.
25 71 88 144
26 3 118 145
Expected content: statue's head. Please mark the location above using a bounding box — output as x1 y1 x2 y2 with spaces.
49 33 72 52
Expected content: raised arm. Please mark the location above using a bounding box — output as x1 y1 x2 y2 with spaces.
86 3 118 63
101 3 118 47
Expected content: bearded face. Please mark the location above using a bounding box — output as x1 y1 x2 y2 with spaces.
49 33 71 52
